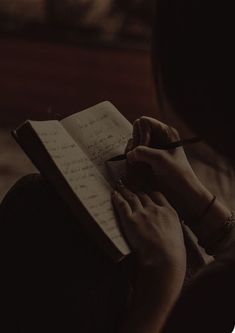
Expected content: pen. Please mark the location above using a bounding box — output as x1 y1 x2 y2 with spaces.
107 137 202 162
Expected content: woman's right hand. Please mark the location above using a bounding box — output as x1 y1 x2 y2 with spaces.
125 117 213 221
112 184 186 333
112 184 186 272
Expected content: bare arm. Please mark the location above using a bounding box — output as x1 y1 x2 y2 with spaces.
126 116 234 257
111 185 186 333
121 263 185 333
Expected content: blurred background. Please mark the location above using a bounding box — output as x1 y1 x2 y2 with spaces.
1 0 235 215
0 0 159 200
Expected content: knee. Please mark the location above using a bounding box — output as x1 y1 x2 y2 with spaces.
2 173 42 198
0 173 60 223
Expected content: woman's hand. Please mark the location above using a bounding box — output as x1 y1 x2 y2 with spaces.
112 184 186 333
125 116 213 221
112 183 186 273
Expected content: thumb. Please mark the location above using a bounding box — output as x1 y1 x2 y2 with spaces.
127 146 166 167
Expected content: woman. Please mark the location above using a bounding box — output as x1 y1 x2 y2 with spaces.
1 1 234 332
112 1 235 332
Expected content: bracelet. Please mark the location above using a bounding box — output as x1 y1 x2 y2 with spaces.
201 211 235 255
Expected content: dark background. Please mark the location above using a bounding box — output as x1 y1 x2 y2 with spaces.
1 0 235 272
0 0 159 200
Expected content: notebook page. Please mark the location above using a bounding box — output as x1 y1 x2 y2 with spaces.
29 120 130 255
61 102 133 180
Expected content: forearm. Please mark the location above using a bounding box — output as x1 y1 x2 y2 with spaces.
180 175 234 256
120 264 185 333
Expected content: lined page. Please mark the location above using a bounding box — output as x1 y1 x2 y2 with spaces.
61 102 133 180
29 120 130 255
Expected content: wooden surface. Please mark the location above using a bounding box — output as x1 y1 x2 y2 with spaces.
0 37 159 127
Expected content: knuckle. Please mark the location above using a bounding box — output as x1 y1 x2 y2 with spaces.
153 190 162 196
140 116 154 122
164 205 177 216
148 205 159 214
119 201 127 209
139 116 150 126
129 193 137 200
135 146 145 156
172 128 180 139
138 192 147 198
135 146 142 153
138 210 149 220
169 126 180 140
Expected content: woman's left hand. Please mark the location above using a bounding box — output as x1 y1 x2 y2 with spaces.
112 184 186 273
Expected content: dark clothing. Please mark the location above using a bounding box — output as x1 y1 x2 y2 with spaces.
0 174 235 332
0 174 131 333
163 246 235 333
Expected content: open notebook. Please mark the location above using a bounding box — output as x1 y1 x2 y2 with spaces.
13 101 133 261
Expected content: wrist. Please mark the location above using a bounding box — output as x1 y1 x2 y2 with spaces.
181 177 231 245
137 254 186 287
134 261 185 324
180 175 213 221
121 266 183 333
137 244 186 269
194 199 231 245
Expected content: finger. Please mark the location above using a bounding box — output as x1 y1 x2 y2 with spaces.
136 192 155 207
139 116 180 143
116 184 143 211
139 116 168 144
112 191 132 219
149 191 170 207
124 138 135 154
167 126 180 141
112 191 137 243
139 116 169 134
140 116 167 127
138 118 151 146
127 145 166 167
132 119 141 147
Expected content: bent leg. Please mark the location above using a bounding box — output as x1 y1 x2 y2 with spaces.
0 174 131 333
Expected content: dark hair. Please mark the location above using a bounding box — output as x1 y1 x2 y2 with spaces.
152 1 234 160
